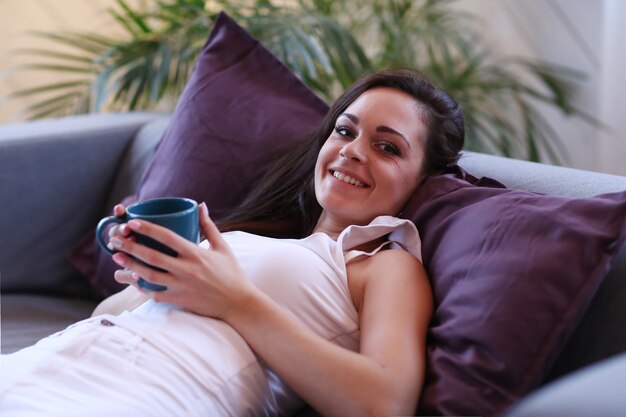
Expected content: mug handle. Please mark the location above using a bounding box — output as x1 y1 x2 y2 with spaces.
95 215 126 255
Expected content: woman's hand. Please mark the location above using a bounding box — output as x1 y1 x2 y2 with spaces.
107 204 132 249
105 203 139 288
108 202 256 319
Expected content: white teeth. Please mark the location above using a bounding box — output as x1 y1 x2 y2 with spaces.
332 171 365 187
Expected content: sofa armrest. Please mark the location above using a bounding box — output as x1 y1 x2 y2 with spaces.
0 112 163 296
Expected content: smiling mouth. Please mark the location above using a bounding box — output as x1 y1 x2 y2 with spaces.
331 170 368 188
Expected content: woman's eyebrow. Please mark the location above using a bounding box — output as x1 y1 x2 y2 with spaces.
340 113 359 124
376 126 411 148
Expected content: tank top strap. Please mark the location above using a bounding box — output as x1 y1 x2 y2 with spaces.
337 215 422 263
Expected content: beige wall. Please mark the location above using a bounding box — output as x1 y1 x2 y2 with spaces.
456 0 626 176
0 0 143 123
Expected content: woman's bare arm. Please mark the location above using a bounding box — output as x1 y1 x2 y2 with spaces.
225 249 432 417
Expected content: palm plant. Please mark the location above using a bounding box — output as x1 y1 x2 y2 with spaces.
4 0 594 163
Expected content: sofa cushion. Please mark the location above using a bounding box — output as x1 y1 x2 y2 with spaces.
70 12 328 297
402 167 626 417
1 295 98 354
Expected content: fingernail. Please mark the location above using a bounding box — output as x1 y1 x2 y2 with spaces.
128 220 141 230
201 202 209 216
131 272 140 281
109 237 123 249
112 253 125 265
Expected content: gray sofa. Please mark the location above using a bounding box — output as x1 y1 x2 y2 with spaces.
2 112 626 416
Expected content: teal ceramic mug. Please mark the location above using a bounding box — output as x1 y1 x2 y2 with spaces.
96 197 199 291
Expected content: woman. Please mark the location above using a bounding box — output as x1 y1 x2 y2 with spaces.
0 69 464 417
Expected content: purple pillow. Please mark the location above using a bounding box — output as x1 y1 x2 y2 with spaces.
70 12 328 297
136 12 328 215
401 167 626 417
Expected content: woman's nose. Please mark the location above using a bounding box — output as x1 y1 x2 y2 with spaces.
340 137 367 162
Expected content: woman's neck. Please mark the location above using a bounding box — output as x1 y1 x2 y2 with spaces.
312 212 388 251
312 212 352 240
313 211 388 240
312 221 343 240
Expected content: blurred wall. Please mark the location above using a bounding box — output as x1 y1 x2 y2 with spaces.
459 0 626 175
0 0 143 123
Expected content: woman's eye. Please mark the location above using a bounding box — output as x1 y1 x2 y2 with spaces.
377 142 401 156
334 126 355 138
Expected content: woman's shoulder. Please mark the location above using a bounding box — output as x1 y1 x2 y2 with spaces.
362 246 422 271
347 246 428 312
348 247 424 288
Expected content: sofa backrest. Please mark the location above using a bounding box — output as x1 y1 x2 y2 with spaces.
459 151 626 198
0 113 163 296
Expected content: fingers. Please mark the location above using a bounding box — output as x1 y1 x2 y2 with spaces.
113 204 126 218
127 219 194 257
109 231 178 274
108 223 132 240
107 205 131 244
107 222 132 251
112 252 170 289
199 202 229 252
114 268 139 285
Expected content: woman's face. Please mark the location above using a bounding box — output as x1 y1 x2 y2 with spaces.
314 87 427 227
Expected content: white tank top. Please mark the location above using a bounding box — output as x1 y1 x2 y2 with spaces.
111 215 422 416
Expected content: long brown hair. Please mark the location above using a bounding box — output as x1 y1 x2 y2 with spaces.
217 68 464 238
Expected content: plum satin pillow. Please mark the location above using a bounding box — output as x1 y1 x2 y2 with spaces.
401 167 626 417
70 12 328 297
135 12 328 216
